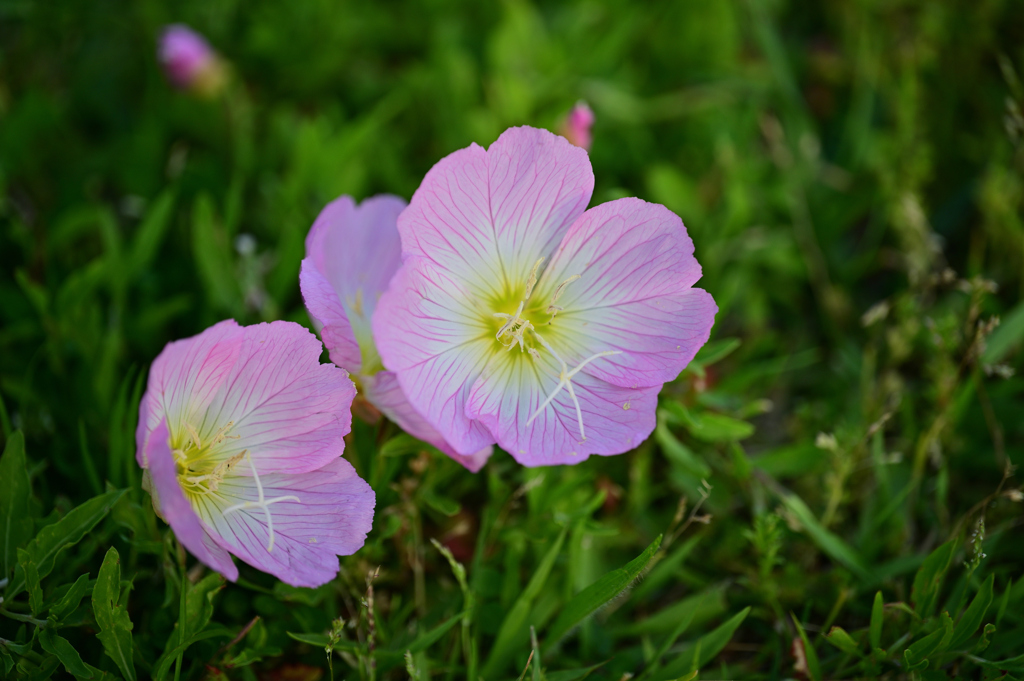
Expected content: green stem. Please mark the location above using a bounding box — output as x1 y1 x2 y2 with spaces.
174 561 187 681
0 609 48 627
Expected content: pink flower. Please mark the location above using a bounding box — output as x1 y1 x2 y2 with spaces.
158 24 226 96
373 126 717 467
559 101 595 150
136 320 374 587
300 195 492 472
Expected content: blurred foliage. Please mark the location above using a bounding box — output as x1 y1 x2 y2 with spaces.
2 0 1024 678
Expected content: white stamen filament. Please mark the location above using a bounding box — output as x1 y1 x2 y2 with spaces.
527 332 622 442
222 452 300 553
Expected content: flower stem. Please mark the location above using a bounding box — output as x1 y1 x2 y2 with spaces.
174 556 187 681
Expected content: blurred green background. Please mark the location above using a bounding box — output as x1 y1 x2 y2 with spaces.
1 0 1023 678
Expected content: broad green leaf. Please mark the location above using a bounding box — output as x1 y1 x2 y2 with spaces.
869 591 884 649
996 576 1012 625
1 647 13 675
422 491 461 517
633 535 703 601
17 548 43 615
483 528 568 677
39 628 93 679
545 662 605 681
778 492 871 579
92 548 135 681
8 490 124 597
287 632 331 647
0 431 32 581
948 573 994 650
791 615 821 681
128 189 176 278
545 535 662 646
29 652 62 680
904 612 953 668
153 627 234 681
692 338 741 366
618 585 727 636
191 195 240 313
825 626 859 655
664 402 754 443
655 421 711 478
981 301 1024 364
911 539 957 616
652 607 751 681
49 573 91 622
641 589 704 678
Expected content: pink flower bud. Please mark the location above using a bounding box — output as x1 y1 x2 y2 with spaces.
559 101 595 150
158 24 226 97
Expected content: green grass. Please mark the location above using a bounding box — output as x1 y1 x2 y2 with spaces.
1 0 1023 678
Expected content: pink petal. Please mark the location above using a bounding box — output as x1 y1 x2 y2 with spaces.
539 198 717 387
373 257 496 456
304 195 407 371
300 258 362 371
145 418 238 580
202 322 356 475
397 126 594 298
466 350 658 466
137 319 245 468
362 371 492 472
199 457 375 588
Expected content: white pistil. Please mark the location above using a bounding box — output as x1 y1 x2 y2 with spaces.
222 452 300 553
527 332 622 442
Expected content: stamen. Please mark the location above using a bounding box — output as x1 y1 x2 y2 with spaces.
526 340 623 442
548 274 581 311
184 423 202 449
222 452 301 553
524 257 545 300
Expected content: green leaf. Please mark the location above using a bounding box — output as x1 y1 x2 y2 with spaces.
287 632 331 647
402 615 461 655
652 607 751 681
153 627 234 681
791 614 821 681
869 591 884 649
544 535 662 647
655 421 711 478
92 548 135 681
29 652 61 680
483 527 568 677
692 338 741 366
0 431 32 581
545 662 606 681
191 195 240 313
422 491 461 517
825 626 859 655
982 301 1024 364
948 573 994 650
640 589 704 679
127 189 176 279
904 612 953 668
152 572 226 681
39 628 93 679
778 492 871 580
17 548 43 615
8 490 125 597
664 402 753 443
911 539 957 616
48 573 91 622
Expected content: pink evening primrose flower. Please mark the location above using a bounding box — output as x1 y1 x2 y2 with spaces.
158 24 226 96
136 319 375 587
559 101 595 150
299 195 492 472
373 126 717 467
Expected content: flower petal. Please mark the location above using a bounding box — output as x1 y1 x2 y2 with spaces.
202 321 356 475
137 319 245 468
539 198 717 387
300 258 361 371
466 350 659 466
145 418 238 580
362 371 492 472
373 257 496 456
197 457 375 588
397 126 594 298
304 194 407 370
